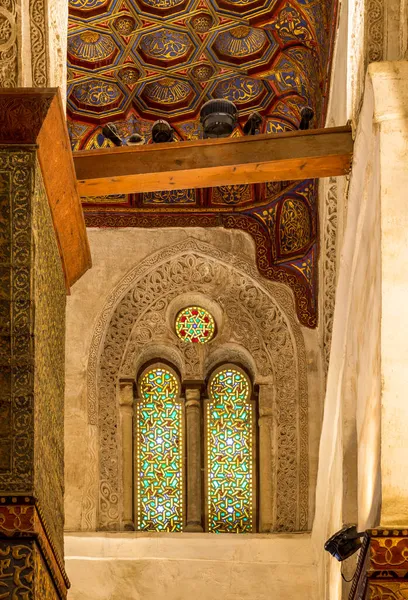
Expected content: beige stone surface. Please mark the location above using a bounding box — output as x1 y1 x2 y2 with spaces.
65 533 318 600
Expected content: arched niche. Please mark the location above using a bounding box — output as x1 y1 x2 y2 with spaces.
86 238 309 532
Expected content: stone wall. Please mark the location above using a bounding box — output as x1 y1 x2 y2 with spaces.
65 532 318 600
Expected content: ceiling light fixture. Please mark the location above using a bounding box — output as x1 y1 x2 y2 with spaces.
324 525 366 561
101 123 122 146
299 106 314 130
243 111 263 136
200 99 238 139
151 120 174 143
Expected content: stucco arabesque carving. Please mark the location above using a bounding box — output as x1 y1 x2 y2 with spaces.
86 238 309 532
322 177 338 376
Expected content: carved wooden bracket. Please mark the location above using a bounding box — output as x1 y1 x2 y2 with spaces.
0 88 92 291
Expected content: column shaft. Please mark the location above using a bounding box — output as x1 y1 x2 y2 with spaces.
185 387 203 532
119 382 134 530
258 384 275 532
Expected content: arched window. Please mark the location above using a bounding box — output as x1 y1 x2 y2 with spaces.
135 365 184 531
128 361 257 533
205 365 256 533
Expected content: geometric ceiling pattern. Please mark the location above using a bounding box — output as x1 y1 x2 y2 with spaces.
67 0 338 328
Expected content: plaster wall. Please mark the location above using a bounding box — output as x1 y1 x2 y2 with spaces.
313 73 382 600
313 60 408 598
65 532 318 600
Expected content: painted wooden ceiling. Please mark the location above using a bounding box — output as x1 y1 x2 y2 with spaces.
67 0 338 327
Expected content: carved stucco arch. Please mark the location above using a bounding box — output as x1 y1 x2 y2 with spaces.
87 238 309 531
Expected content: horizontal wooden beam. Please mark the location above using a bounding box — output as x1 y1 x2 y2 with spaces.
0 88 92 290
74 126 353 196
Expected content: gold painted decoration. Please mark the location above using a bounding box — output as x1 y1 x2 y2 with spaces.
190 12 213 32
213 25 267 58
212 184 252 205
139 29 192 61
117 66 140 84
142 77 192 104
212 76 265 104
279 198 311 255
113 15 136 35
191 64 214 82
68 31 117 64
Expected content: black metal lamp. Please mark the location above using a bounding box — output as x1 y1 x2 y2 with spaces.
200 99 237 139
102 123 122 146
151 120 174 143
243 111 263 136
324 525 366 561
299 106 314 130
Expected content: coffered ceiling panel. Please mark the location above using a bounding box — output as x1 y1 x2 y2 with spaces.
67 0 338 327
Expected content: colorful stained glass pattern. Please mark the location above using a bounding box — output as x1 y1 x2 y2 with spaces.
136 367 183 531
175 306 215 343
207 368 254 533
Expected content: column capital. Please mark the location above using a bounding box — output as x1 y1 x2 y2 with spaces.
185 387 201 402
119 380 134 407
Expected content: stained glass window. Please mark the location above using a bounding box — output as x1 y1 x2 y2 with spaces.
206 366 255 533
175 306 215 343
136 366 183 531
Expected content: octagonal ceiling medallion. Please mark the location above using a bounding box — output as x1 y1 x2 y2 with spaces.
135 27 197 67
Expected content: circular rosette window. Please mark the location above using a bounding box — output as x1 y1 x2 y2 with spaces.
175 306 215 343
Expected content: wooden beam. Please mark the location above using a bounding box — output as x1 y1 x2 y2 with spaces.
0 88 92 290
74 126 353 196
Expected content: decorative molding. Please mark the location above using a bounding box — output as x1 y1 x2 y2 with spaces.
86 238 309 532
29 0 49 86
0 3 18 87
322 177 338 375
366 0 385 62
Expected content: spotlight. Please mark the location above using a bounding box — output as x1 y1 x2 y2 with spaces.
200 99 237 139
299 106 314 130
243 111 263 136
152 120 174 143
324 525 366 561
102 123 122 146
127 132 144 146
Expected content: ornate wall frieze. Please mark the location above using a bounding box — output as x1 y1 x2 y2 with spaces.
29 0 49 86
366 0 385 62
0 2 18 87
322 177 338 376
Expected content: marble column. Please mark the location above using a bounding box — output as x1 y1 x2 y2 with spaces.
258 384 275 532
119 381 135 530
185 387 203 532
